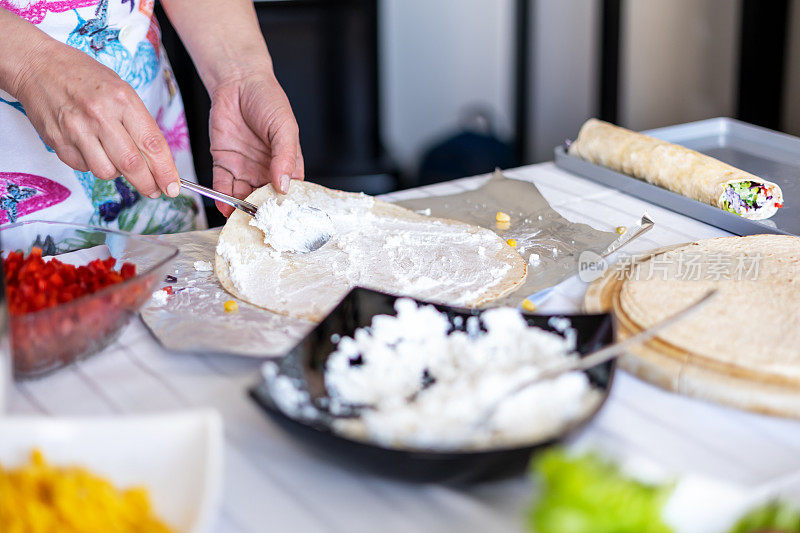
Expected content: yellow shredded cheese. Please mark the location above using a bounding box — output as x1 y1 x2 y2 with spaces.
521 298 536 312
507 238 517 247
0 449 174 533
224 300 239 313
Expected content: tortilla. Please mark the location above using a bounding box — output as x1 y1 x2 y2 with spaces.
568 119 784 220
215 181 527 322
618 235 800 380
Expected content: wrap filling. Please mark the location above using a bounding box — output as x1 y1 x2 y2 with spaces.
720 181 782 216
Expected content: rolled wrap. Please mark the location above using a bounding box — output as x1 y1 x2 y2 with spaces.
568 119 784 220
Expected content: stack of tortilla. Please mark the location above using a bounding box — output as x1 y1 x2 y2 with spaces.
585 235 800 417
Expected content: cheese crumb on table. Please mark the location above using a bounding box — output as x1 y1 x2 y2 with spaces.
150 289 169 306
193 260 213 272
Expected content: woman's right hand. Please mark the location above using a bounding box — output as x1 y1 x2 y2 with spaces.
7 35 180 199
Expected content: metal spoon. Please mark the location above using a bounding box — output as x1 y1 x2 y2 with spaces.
317 290 717 424
475 289 718 428
179 178 332 253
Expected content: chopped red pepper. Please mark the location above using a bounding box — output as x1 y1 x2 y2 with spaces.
775 202 784 208
3 248 138 315
160 286 174 295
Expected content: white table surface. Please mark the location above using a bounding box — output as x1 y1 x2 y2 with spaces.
9 162 800 533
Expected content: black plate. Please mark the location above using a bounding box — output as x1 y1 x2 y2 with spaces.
249 287 616 483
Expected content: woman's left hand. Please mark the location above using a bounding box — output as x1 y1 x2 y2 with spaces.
209 68 304 216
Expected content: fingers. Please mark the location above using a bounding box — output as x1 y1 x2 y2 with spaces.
74 136 119 182
53 145 89 173
232 178 253 200
212 163 257 217
212 164 235 217
215 200 234 218
267 120 299 194
293 144 305 181
53 84 178 198
123 100 180 198
100 124 161 199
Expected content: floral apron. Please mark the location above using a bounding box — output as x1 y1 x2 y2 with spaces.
0 0 205 236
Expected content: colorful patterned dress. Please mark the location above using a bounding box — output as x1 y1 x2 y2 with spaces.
0 0 205 236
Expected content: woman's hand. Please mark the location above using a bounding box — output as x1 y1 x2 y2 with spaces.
158 0 304 216
209 68 303 216
11 38 180 199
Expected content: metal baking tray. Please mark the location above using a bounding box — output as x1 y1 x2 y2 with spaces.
554 117 800 236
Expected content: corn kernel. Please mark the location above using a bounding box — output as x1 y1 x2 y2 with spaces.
616 225 627 234
496 211 511 223
224 300 238 313
496 220 510 231
521 298 536 312
507 238 517 247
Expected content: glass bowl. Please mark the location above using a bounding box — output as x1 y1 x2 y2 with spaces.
0 221 178 379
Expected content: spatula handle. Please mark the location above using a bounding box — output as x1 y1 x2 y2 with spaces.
179 178 258 217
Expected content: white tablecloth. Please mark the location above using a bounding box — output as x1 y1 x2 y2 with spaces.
9 163 800 532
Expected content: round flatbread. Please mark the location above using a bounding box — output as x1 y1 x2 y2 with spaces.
216 181 527 321
618 234 800 380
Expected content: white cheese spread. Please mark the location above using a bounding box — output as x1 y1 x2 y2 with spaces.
217 185 524 320
251 197 335 253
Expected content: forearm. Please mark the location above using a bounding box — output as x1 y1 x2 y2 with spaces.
0 9 57 97
158 0 272 94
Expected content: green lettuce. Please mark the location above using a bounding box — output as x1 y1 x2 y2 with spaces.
728 181 761 208
728 500 800 533
528 449 674 533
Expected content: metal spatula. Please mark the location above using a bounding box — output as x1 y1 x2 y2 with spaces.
319 290 717 424
475 289 718 428
179 178 332 253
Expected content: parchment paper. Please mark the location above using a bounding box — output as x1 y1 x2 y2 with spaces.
396 170 619 307
140 229 313 357
141 171 624 357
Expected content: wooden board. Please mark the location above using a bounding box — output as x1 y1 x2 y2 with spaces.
584 248 800 418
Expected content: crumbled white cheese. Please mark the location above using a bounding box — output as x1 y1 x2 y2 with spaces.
193 260 213 272
150 289 169 306
322 299 599 450
529 253 541 267
261 362 319 420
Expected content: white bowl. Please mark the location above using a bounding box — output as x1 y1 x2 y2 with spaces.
0 410 223 533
